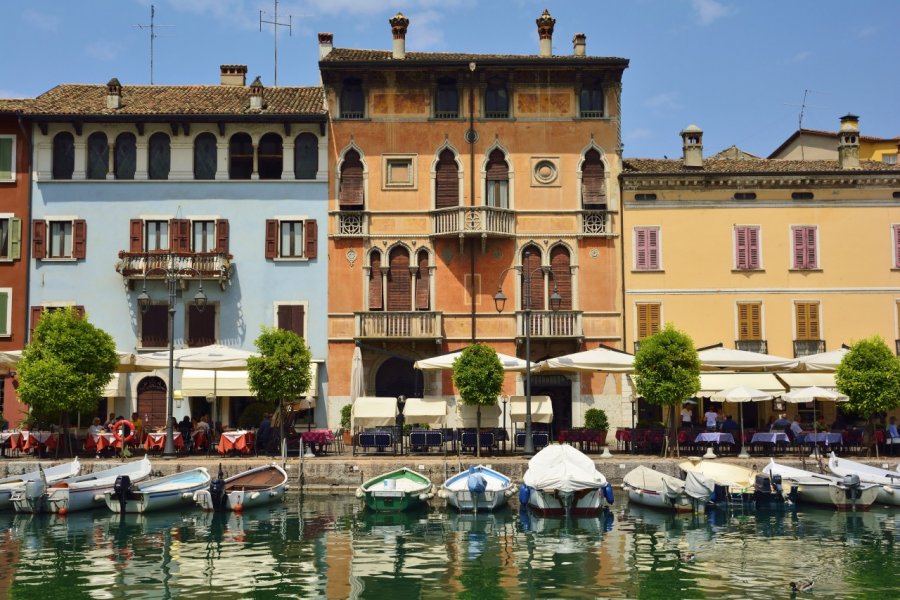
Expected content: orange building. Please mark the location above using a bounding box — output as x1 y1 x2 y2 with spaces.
322 10 628 433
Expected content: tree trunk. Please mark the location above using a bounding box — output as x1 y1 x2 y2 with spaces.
476 405 482 459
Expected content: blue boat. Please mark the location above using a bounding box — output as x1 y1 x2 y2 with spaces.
438 465 516 512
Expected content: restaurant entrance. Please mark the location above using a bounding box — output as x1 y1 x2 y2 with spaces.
374 356 423 399
137 376 167 430
530 374 572 439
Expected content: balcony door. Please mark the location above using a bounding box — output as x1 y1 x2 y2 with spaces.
137 376 168 432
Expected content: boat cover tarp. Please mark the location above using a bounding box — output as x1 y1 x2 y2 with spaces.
523 444 606 493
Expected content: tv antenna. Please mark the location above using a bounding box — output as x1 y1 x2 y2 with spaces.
260 0 293 87
134 4 174 84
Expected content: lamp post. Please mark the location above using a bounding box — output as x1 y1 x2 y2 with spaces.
396 395 407 456
501 395 508 455
494 250 562 457
137 255 207 458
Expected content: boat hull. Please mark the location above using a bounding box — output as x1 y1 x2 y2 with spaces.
526 488 606 517
364 490 428 512
785 481 879 511
0 459 82 511
827 454 900 507
357 467 434 512
194 464 289 512
104 469 210 514
440 466 515 512
623 485 696 512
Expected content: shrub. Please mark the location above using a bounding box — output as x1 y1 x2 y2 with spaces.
584 408 609 431
340 404 352 429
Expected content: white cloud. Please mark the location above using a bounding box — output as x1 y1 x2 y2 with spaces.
405 10 446 50
690 0 732 26
784 50 811 64
22 8 62 32
85 41 121 62
644 92 681 111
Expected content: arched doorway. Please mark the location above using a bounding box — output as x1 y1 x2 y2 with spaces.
531 373 572 439
374 357 423 398
137 376 168 431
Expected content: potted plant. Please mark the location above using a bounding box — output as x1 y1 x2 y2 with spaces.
584 407 609 450
340 404 353 445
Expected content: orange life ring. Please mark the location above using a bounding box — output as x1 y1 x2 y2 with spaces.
113 420 136 444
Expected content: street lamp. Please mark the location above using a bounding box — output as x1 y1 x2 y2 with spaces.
137 255 207 458
501 395 509 454
494 249 562 457
396 395 407 456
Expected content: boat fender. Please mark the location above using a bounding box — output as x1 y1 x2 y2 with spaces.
93 494 105 502
181 492 194 500
518 485 532 505
437 489 448 499
355 487 364 499
603 483 615 505
284 485 290 491
250 492 260 501
418 493 429 501
884 485 894 494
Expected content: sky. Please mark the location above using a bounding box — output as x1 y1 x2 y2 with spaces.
1 0 897 158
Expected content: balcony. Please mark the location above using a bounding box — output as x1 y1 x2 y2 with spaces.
333 211 368 238
516 310 583 340
793 339 825 358
431 206 515 244
579 210 613 237
116 252 233 289
355 311 443 341
735 339 769 354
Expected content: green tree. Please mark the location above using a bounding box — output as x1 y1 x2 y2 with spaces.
452 344 504 458
16 307 117 453
836 335 900 456
633 324 700 457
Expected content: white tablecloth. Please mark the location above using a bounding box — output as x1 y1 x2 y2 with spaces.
695 432 735 444
804 432 842 445
751 432 790 444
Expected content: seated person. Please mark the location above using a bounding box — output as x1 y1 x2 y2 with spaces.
257 413 273 454
131 412 144 443
789 418 806 442
887 416 900 441
813 415 828 432
721 415 739 433
104 412 117 432
770 414 791 432
88 417 104 437
179 415 194 450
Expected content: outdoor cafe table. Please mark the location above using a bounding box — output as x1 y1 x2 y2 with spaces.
219 430 254 455
145 431 185 451
21 431 58 453
0 431 22 456
695 432 735 445
300 429 335 455
750 432 790 445
86 432 121 453
804 432 843 446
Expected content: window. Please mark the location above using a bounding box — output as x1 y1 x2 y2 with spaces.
187 303 216 347
148 132 170 180
893 225 900 269
550 246 572 310
145 220 169 251
0 217 22 260
434 149 459 209
258 133 283 180
193 133 217 180
294 132 318 180
338 149 364 209
579 80 604 118
52 132 75 180
114 132 136 180
791 226 818 269
485 149 509 208
130 218 228 254
484 78 509 119
368 250 383 310
635 193 657 201
435 78 459 118
737 302 762 341
387 247 411 311
340 78 365 119
229 133 253 180
86 132 109 180
634 227 660 270
277 304 306 338
734 192 757 201
581 149 606 207
265 218 318 260
735 226 760 270
883 154 898 165
636 303 661 339
29 305 85 340
32 219 86 260
383 154 416 189
415 250 430 310
0 289 11 337
193 221 215 253
140 304 169 348
792 192 814 200
795 302 820 340
0 135 15 181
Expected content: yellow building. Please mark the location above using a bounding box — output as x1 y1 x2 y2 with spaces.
769 114 899 163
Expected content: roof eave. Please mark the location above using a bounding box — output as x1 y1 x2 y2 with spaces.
25 113 328 123
320 57 629 70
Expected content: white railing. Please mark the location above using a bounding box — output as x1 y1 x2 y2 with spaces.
334 212 368 237
355 311 443 339
431 206 515 237
516 311 582 338
580 210 612 236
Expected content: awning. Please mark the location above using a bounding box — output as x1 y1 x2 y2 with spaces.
533 345 634 373
102 373 126 398
456 403 501 427
352 396 399 428
698 346 798 371
414 348 528 372
181 362 319 398
402 397 447 428
776 372 837 390
698 373 786 396
508 395 554 424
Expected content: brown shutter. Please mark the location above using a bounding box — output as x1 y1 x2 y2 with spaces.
807 303 820 339
435 149 459 209
304 219 317 259
30 306 43 340
749 303 762 340
637 304 649 340
485 149 508 180
521 248 544 310
738 303 750 340
130 219 144 252
415 251 430 310
581 149 606 206
550 246 572 311
278 304 305 338
265 219 278 258
74 305 85 318
216 219 229 255
142 305 169 347
648 303 660 335
339 150 364 208
32 220 46 259
368 251 383 310
171 219 190 252
738 303 761 340
187 304 216 347
72 219 87 259
387 248 411 311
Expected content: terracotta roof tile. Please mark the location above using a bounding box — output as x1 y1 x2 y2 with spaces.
321 48 628 65
622 158 900 174
0 98 35 114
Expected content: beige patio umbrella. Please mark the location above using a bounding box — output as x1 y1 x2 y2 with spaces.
781 386 849 457
712 386 774 458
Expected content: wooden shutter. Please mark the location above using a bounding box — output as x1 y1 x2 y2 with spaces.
187 304 216 347
216 219 229 255
387 248 411 311
435 149 459 209
72 219 87 259
277 304 305 337
368 251 383 310
0 292 8 336
130 219 144 252
30 305 43 340
9 218 21 260
635 228 647 269
581 149 606 206
550 246 572 310
521 248 544 310
265 219 278 258
636 227 660 270
636 303 661 340
792 226 816 269
170 219 190 253
304 219 317 259
646 228 659 270
738 303 761 340
141 305 169 347
415 251 430 310
32 219 46 260
735 227 748 269
894 225 900 268
747 227 759 269
485 149 508 180
338 150 364 207
796 302 820 340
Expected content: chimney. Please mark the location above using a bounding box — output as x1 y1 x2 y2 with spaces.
249 76 264 110
680 124 704 168
318 32 333 59
536 9 556 57
220 65 247 86
573 33 586 56
838 113 860 170
106 78 122 109
389 13 409 59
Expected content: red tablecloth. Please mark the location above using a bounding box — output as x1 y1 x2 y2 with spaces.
145 432 185 451
219 430 254 454
21 431 58 452
301 429 335 444
86 432 121 452
1 431 23 450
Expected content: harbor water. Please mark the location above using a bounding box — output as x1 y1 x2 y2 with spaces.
1 493 899 599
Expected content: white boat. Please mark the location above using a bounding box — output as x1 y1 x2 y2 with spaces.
521 444 614 517
438 465 517 512
194 464 289 511
0 458 81 511
12 456 152 514
104 467 210 514
763 459 879 511
827 453 900 507
678 459 757 502
622 465 714 512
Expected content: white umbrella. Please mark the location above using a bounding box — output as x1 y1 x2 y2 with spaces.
532 345 634 373
413 347 527 371
133 344 257 370
699 346 798 371
797 348 849 372
712 386 774 458
782 386 848 456
350 345 364 405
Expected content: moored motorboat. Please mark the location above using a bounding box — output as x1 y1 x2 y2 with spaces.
12 456 152 514
678 459 757 503
622 465 714 512
520 444 614 517
438 465 516 512
194 464 289 512
827 453 900 507
763 459 879 511
0 458 81 511
104 467 210 513
355 467 434 512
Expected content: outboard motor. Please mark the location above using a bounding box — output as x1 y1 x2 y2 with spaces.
209 465 227 511
467 466 487 495
755 474 772 494
113 475 131 513
771 474 784 497
24 479 47 511
842 473 862 500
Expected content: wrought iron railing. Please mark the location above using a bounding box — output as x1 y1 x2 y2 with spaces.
431 206 515 237
736 340 769 354
793 340 825 357
516 311 582 339
116 252 232 283
355 311 443 339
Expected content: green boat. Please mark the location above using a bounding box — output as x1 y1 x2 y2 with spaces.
355 467 434 512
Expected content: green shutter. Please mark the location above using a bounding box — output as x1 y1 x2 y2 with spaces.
0 138 12 180
0 292 8 335
9 218 21 260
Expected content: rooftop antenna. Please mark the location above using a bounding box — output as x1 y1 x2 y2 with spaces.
259 0 293 87
134 4 174 84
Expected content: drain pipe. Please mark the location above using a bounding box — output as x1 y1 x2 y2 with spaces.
17 116 32 347
468 63 477 342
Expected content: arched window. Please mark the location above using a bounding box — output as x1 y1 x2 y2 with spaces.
52 132 74 180
485 148 509 208
114 132 136 180
434 148 459 209
294 132 318 179
340 78 364 119
387 247 411 311
484 78 509 119
415 250 430 310
580 80 604 118
581 148 606 207
550 246 573 310
229 133 253 179
339 149 364 209
193 133 217 180
148 132 170 180
521 245 544 310
86 132 108 179
435 78 458 119
368 250 383 311
257 133 283 179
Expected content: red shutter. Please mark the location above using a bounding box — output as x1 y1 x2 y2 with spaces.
635 228 646 270
32 220 46 259
72 219 87 259
581 149 606 206
304 219 317 259
435 149 459 209
30 306 43 340
170 219 190 253
521 248 544 310
387 248 411 311
368 251 383 310
894 225 900 268
130 219 144 252
550 246 572 310
747 227 759 269
646 228 659 270
339 150 364 208
485 149 508 180
805 227 817 269
735 226 748 269
415 251 430 310
265 219 278 258
216 219 229 255
792 226 806 268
